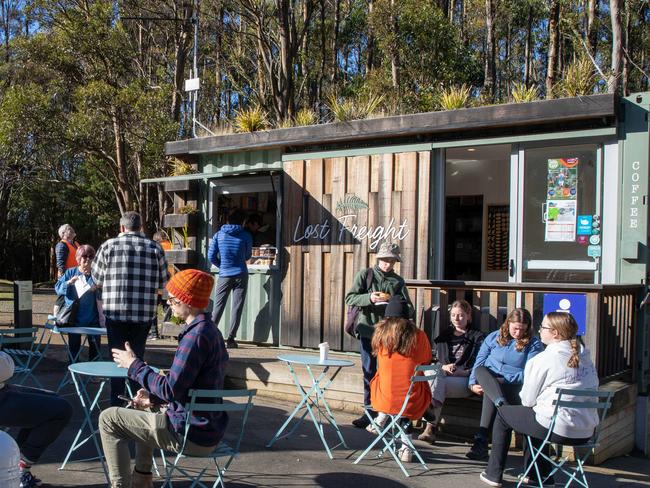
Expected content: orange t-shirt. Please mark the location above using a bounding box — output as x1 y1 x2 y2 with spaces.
370 329 432 419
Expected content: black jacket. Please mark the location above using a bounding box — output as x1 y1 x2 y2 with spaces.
434 327 485 368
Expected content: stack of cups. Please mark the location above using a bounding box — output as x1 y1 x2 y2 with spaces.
319 342 329 363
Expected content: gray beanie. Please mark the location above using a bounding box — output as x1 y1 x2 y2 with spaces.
0 351 14 388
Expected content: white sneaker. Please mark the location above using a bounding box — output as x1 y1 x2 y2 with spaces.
479 471 502 487
397 447 413 463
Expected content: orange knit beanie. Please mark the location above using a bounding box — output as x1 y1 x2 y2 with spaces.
166 269 214 309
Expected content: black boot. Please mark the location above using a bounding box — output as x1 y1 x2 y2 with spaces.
466 435 489 461
352 410 376 428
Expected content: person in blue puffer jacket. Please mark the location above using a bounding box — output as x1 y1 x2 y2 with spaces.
465 308 543 460
208 208 253 349
54 244 104 363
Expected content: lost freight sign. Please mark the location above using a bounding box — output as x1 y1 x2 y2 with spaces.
292 194 410 249
293 215 410 250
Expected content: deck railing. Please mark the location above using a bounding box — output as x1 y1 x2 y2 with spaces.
404 280 644 383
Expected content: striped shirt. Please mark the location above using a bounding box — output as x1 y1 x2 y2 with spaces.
128 314 230 446
91 232 169 323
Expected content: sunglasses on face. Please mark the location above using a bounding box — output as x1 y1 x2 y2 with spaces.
79 254 94 260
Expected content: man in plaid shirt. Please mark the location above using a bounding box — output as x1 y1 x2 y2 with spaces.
92 211 169 405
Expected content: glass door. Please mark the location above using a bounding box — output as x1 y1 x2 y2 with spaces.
511 142 602 284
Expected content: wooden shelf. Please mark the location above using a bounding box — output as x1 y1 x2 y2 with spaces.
163 213 199 230
165 249 197 264
164 179 198 193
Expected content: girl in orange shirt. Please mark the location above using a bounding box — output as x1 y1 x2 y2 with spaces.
369 295 432 462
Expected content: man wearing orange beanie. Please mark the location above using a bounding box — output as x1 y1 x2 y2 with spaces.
100 269 228 488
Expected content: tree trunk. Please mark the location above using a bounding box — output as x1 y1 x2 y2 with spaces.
608 0 623 94
389 0 399 88
545 0 560 98
484 0 496 100
524 6 533 86
331 0 341 82
622 0 630 96
586 0 598 56
366 0 375 72
171 0 192 122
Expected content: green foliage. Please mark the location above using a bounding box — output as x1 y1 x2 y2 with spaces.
169 158 197 177
511 83 539 103
234 106 268 133
294 108 319 127
555 58 598 97
327 93 384 122
438 85 472 110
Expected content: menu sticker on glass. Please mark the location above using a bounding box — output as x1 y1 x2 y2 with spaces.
545 158 578 242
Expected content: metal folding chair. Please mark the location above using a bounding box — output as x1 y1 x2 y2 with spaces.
354 364 436 477
161 388 256 488
0 326 52 388
518 388 614 488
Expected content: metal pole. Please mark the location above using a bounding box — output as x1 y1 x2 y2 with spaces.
192 0 199 138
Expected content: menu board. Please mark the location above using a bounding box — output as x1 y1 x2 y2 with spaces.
545 158 578 242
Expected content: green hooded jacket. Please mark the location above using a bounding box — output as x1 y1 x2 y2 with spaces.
344 265 414 339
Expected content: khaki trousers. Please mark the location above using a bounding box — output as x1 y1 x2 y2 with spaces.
99 407 215 488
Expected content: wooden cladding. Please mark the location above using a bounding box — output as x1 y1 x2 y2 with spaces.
281 152 432 351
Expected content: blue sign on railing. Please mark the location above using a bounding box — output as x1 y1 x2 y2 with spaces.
542 293 587 336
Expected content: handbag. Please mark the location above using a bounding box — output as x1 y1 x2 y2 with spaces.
55 298 79 327
344 268 374 337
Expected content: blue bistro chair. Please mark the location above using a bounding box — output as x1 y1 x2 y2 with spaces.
161 388 256 488
0 326 51 388
354 364 436 477
518 388 614 488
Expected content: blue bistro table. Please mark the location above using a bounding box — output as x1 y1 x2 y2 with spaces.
53 325 107 393
60 361 133 482
266 354 354 459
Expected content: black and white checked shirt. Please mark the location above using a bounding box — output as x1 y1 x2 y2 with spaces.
92 231 170 323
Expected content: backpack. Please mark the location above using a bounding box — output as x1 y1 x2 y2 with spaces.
344 268 375 338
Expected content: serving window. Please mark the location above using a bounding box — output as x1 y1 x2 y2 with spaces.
209 175 281 269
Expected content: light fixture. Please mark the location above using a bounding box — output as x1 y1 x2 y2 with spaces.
467 148 476 152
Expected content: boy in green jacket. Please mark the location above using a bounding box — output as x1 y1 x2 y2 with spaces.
344 241 414 428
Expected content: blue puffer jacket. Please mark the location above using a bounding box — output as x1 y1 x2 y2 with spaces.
468 329 543 386
208 224 253 277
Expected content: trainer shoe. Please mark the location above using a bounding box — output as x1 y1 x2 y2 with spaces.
20 471 42 488
479 471 502 487
466 436 489 461
397 447 413 463
352 411 375 428
517 474 556 486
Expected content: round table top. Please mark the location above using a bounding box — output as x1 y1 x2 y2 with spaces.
56 326 107 336
68 361 128 378
277 354 354 367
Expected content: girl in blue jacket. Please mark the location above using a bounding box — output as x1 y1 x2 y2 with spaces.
466 308 543 460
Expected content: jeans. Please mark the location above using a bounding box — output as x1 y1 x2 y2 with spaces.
426 364 471 406
478 367 591 482
0 384 73 463
359 336 377 407
99 407 215 488
211 273 249 340
474 366 523 440
105 318 150 406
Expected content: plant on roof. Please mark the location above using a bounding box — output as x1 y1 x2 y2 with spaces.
294 108 318 126
234 106 268 133
169 157 197 176
555 58 597 97
438 85 472 110
511 83 539 103
327 92 384 122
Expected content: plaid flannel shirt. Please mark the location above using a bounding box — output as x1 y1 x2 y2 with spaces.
128 313 230 447
91 231 169 323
